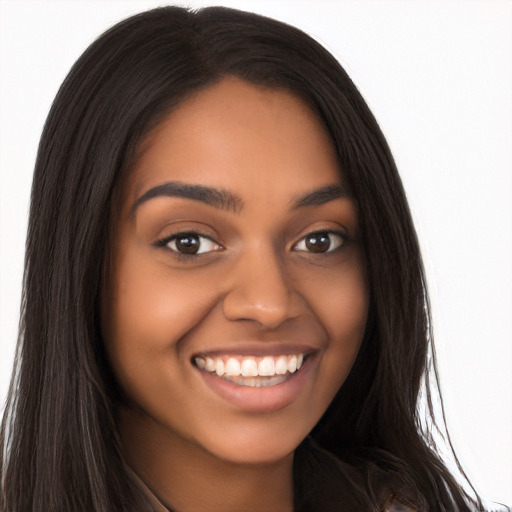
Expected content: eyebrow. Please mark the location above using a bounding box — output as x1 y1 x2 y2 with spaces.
130 181 243 215
130 181 351 216
291 184 352 209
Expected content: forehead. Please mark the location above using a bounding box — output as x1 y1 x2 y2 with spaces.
128 76 342 206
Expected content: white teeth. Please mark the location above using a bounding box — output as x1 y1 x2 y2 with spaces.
275 356 288 375
242 377 256 387
215 359 225 376
258 356 275 376
225 357 241 376
226 374 289 387
287 355 297 373
241 358 258 377
205 357 215 372
195 353 308 382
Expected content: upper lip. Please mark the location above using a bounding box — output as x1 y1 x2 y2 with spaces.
191 343 319 359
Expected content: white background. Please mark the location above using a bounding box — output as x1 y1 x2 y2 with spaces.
0 0 510 506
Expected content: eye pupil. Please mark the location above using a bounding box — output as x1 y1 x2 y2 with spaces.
305 232 330 253
175 233 200 254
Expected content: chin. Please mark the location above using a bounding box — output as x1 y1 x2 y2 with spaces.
194 420 309 466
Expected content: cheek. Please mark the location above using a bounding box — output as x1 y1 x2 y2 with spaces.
303 258 369 394
302 253 369 339
102 249 220 389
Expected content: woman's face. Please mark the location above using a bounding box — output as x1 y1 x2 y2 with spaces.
103 77 369 465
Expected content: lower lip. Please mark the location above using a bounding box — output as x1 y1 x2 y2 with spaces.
195 355 316 413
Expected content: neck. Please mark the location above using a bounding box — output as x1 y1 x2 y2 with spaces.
119 407 294 512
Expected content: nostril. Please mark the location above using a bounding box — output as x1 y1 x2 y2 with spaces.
222 294 296 328
221 251 304 327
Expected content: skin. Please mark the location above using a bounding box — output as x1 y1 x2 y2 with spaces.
102 76 369 512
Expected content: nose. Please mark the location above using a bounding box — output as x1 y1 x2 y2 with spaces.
222 245 304 329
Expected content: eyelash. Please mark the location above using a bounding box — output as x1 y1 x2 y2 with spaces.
293 231 346 254
155 232 223 259
155 230 347 259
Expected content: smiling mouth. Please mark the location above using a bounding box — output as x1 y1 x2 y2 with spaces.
193 353 307 387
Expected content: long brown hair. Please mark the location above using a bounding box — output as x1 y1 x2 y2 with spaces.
1 6 481 511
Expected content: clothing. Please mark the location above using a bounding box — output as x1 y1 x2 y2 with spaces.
293 436 417 512
131 436 418 511
129 469 169 512
381 494 418 512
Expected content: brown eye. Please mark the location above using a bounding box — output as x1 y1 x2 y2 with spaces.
165 232 221 255
305 233 330 253
174 233 200 254
294 231 345 254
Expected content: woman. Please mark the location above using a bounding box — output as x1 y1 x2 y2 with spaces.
0 5 503 512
